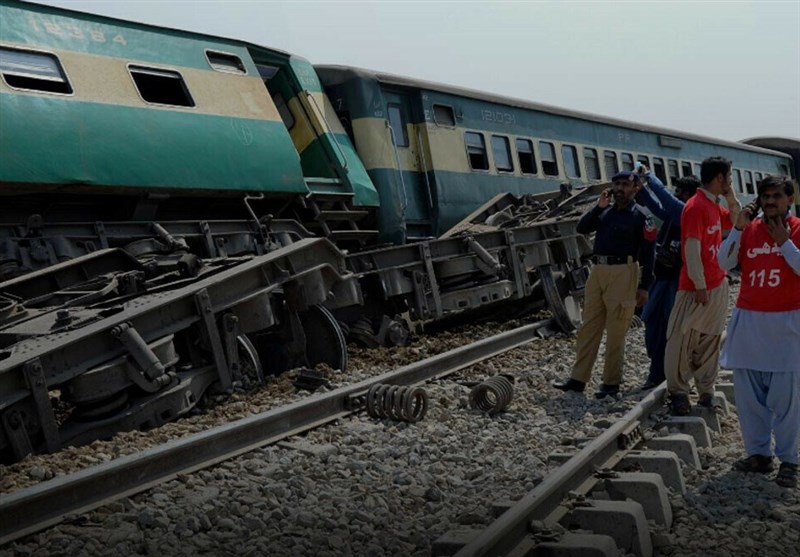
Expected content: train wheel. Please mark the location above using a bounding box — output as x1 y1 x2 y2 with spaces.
299 305 348 372
251 304 347 375
235 334 265 387
540 265 582 333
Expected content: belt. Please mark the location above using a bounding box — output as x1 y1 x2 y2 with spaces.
593 255 636 265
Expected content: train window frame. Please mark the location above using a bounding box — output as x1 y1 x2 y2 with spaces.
680 161 693 177
754 171 763 185
387 103 409 147
604 150 619 180
693 162 701 176
779 163 789 176
515 138 537 175
539 141 559 177
204 50 247 75
583 147 601 180
636 154 650 168
652 157 667 184
562 145 581 178
732 169 743 193
0 46 73 95
621 153 634 171
128 64 195 108
433 104 456 127
491 135 514 173
744 170 754 194
667 159 679 185
464 131 489 172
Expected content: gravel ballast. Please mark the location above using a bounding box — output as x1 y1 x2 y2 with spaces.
2 283 798 557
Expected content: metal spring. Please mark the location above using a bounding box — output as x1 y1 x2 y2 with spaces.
469 376 514 415
366 384 428 423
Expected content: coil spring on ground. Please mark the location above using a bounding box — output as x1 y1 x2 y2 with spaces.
469 375 514 415
366 384 428 423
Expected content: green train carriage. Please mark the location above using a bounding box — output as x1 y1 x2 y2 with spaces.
0 0 379 277
315 65 796 245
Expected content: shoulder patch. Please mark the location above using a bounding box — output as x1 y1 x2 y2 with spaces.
643 215 658 242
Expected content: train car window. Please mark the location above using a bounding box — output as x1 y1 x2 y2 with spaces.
779 163 789 176
621 153 634 171
637 154 650 168
540 141 559 176
465 132 489 171
583 147 601 180
744 171 754 194
256 64 279 80
693 163 701 176
0 47 72 94
433 104 456 127
387 104 409 147
733 169 743 193
562 145 581 178
492 135 514 172
271 92 295 130
668 160 679 184
754 172 763 185
653 158 667 183
681 161 693 177
516 139 537 175
604 151 619 178
129 66 194 107
205 50 247 75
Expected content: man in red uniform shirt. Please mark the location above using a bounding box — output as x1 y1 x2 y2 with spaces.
719 175 800 487
664 157 740 415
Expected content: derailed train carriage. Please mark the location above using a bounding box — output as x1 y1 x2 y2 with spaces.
0 0 795 462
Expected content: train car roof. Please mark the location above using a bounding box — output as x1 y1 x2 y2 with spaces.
741 137 800 150
14 0 292 57
316 64 792 160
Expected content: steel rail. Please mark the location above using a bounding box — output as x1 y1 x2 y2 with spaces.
455 383 668 557
0 318 552 545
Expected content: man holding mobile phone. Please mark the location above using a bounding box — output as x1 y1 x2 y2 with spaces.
664 157 740 416
553 171 656 398
718 175 800 488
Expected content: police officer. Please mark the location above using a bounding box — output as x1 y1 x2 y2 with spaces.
554 171 656 398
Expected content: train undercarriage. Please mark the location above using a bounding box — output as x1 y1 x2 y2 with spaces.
0 188 596 463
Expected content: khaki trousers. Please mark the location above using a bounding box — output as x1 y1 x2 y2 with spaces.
571 262 639 386
664 281 729 397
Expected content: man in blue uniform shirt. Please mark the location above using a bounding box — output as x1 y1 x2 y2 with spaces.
554 171 656 398
635 172 701 389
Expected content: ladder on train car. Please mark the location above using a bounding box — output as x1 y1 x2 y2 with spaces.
303 178 378 246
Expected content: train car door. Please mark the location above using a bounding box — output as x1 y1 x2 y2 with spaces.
383 90 434 240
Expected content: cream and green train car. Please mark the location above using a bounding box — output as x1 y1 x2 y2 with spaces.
0 0 378 274
316 65 796 244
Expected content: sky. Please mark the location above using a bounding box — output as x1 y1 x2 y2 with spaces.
26 0 800 143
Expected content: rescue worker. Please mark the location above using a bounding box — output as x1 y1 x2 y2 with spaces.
553 171 656 398
718 175 800 488
664 157 741 415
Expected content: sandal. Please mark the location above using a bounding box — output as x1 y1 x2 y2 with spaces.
776 462 798 488
669 393 691 416
698 393 723 413
733 454 774 474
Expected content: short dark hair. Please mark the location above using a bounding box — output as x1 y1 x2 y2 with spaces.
757 175 795 197
700 157 732 185
675 176 701 197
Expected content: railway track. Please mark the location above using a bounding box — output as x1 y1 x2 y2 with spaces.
0 318 554 545
434 382 733 557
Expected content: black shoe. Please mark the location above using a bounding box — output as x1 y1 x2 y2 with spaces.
733 454 774 474
776 462 798 488
594 384 620 399
553 378 585 393
669 393 691 416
